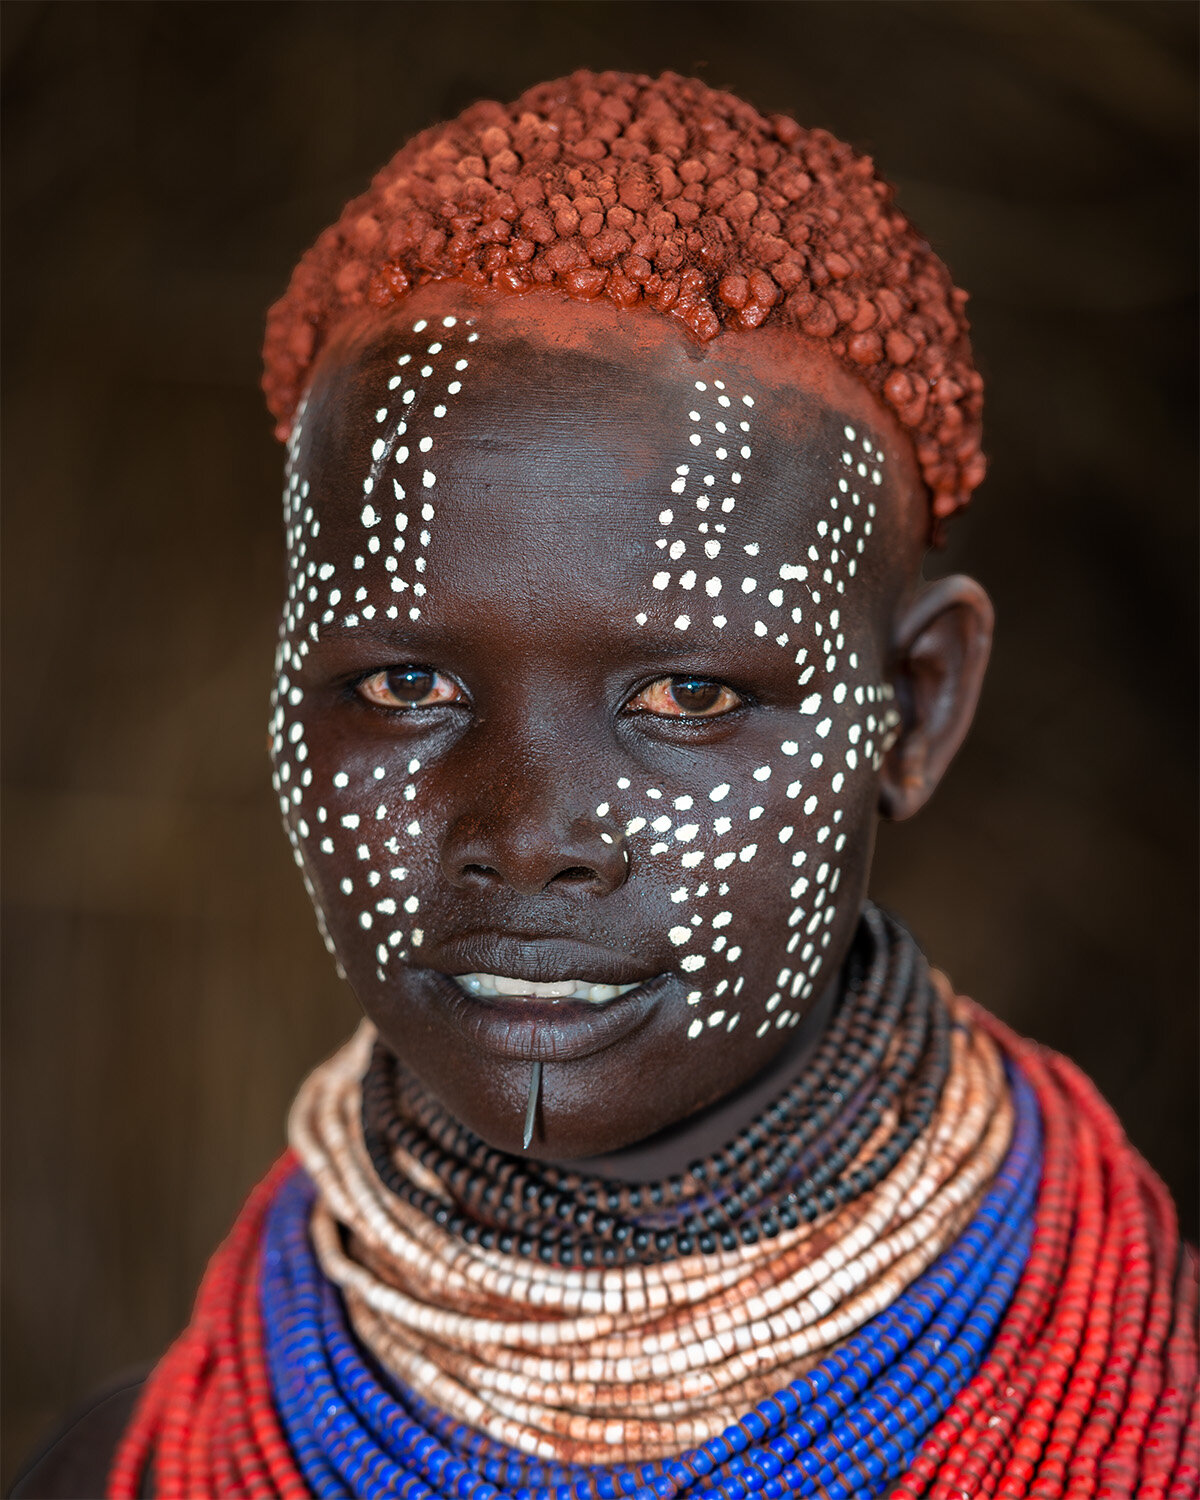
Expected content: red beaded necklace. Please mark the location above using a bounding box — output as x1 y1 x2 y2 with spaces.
896 1001 1198 1499
110 996 1198 1499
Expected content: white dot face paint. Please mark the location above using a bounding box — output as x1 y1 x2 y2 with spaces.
270 310 484 978
269 286 908 1158
585 360 901 1043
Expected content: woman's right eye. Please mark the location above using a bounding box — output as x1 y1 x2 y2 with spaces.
356 667 462 710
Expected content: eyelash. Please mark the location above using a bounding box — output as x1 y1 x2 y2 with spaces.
355 667 463 711
624 677 744 720
353 669 745 720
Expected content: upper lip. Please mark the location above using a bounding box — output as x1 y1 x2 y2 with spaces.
431 932 657 986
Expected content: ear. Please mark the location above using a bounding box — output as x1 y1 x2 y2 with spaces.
879 574 993 821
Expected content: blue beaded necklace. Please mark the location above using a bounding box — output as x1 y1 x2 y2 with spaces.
259 1061 1038 1500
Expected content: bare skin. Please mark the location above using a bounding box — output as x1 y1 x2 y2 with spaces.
21 285 992 1497
274 283 993 1166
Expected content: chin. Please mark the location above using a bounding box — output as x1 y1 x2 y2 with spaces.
361 991 721 1162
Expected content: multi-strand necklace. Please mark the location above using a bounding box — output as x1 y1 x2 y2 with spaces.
360 906 948 1269
109 907 1199 1499
293 1016 1011 1465
261 905 1030 1492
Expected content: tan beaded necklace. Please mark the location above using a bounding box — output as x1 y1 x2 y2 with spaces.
290 990 1010 1464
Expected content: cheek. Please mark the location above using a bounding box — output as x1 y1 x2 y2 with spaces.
271 356 901 1059
275 718 445 983
616 392 900 1046
597 711 889 1050
270 315 485 979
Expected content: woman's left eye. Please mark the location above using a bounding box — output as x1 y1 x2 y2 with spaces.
356 666 462 709
625 676 743 718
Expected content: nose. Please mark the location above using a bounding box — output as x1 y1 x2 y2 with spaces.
440 796 629 898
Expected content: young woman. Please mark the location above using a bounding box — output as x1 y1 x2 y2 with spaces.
20 69 1197 1500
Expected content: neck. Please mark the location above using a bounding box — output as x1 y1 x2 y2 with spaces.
546 961 843 1183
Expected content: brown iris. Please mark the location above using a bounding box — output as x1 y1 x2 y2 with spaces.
626 676 742 718
357 667 461 709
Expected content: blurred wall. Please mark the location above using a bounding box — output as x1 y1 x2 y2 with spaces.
3 0 1195 1479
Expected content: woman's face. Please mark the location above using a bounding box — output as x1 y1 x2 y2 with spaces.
270 284 924 1158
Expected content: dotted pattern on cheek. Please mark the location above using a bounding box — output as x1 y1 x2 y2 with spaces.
269 317 481 986
269 394 346 971
617 395 902 1044
270 330 900 1037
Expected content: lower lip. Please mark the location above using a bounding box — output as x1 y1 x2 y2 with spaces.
425 971 668 1062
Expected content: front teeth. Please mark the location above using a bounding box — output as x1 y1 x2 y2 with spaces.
454 972 640 1004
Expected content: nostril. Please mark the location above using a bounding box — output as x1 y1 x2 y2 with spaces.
553 866 597 886
462 863 500 881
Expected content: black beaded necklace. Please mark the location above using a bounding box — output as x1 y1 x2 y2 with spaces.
361 903 949 1266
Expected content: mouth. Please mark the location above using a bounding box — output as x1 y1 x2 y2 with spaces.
453 972 641 1004
407 938 671 1062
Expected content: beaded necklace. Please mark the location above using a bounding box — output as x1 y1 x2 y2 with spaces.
109 926 1200 1498
263 1080 1035 1499
360 907 948 1267
295 998 1010 1462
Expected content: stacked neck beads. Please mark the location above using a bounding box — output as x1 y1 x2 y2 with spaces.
361 905 950 1268
108 909 1199 1500
292 986 1012 1463
260 1050 1036 1497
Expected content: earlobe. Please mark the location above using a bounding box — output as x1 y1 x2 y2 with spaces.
878 574 993 821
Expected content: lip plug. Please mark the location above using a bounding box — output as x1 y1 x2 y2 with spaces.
522 1061 542 1150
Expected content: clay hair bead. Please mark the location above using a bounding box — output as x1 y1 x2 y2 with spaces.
262 71 985 534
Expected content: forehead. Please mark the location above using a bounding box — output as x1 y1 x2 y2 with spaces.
296 288 921 607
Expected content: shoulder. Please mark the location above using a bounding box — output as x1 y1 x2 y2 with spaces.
8 1372 147 1500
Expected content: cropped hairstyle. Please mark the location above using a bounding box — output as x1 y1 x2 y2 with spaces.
263 70 985 532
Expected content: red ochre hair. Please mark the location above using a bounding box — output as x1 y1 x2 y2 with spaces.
262 70 985 530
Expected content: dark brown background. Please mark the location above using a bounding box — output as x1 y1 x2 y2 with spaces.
3 0 1196 1481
